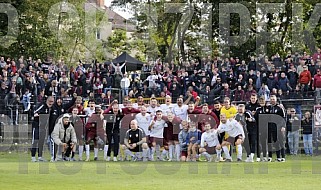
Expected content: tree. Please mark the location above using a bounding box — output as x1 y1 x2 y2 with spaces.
106 29 131 57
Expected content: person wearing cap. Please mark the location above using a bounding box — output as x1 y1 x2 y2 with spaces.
299 65 312 97
51 114 77 161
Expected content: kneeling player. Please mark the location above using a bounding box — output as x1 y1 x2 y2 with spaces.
186 122 202 162
199 122 221 162
178 120 189 161
122 120 149 161
217 114 245 162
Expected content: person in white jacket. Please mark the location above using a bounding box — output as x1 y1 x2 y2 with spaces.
120 74 131 98
217 114 245 162
199 123 222 162
51 114 77 161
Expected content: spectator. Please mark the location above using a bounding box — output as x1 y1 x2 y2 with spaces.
287 66 299 90
299 65 312 97
312 48 321 62
234 85 245 101
266 72 278 91
286 108 300 155
45 79 60 97
302 111 313 156
278 72 291 92
220 83 232 101
93 78 103 98
258 83 270 102
313 68 321 103
22 89 32 112
248 56 256 71
244 85 256 102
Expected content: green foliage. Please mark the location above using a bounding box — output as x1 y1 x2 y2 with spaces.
106 29 131 57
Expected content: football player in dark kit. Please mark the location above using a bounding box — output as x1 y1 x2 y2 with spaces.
122 120 148 161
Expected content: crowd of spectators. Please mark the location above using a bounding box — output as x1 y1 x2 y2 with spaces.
0 50 321 118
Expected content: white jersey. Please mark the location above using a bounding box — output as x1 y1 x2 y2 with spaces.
217 119 245 140
149 119 167 138
160 103 176 116
119 104 125 110
132 103 139 109
83 108 95 117
147 106 161 116
172 104 188 120
135 113 152 136
200 129 220 148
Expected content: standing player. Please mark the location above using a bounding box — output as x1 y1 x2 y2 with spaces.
84 121 98 161
235 104 256 162
172 96 189 121
217 114 245 162
220 97 237 119
199 122 221 162
163 112 181 161
104 103 124 162
135 106 152 136
122 120 149 161
70 107 84 161
160 95 174 116
83 100 96 117
147 98 161 117
148 110 167 161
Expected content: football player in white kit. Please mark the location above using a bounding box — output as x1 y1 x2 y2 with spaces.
172 96 188 121
148 110 167 161
135 106 152 136
217 114 245 162
160 95 175 116
199 122 222 162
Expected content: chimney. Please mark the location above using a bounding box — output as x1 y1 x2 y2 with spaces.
96 0 105 8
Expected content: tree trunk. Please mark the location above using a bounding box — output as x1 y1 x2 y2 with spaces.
180 40 186 61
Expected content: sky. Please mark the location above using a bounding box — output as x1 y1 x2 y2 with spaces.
105 0 133 19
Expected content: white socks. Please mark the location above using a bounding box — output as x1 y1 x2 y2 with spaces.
85 145 90 158
155 145 160 158
94 148 98 158
168 145 174 160
201 152 211 160
175 144 181 161
125 149 135 157
151 147 155 160
142 149 148 159
222 146 231 159
103 145 109 159
216 149 222 159
250 153 254 160
237 145 242 159
79 145 83 159
162 149 168 160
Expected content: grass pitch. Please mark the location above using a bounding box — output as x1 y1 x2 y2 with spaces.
0 152 321 190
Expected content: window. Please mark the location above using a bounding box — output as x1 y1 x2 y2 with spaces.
96 28 101 40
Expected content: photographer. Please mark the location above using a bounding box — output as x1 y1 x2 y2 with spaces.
51 114 77 161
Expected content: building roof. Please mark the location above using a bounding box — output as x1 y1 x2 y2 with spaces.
86 0 136 32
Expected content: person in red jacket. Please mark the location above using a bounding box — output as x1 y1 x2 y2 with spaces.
299 65 312 97
313 69 321 103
